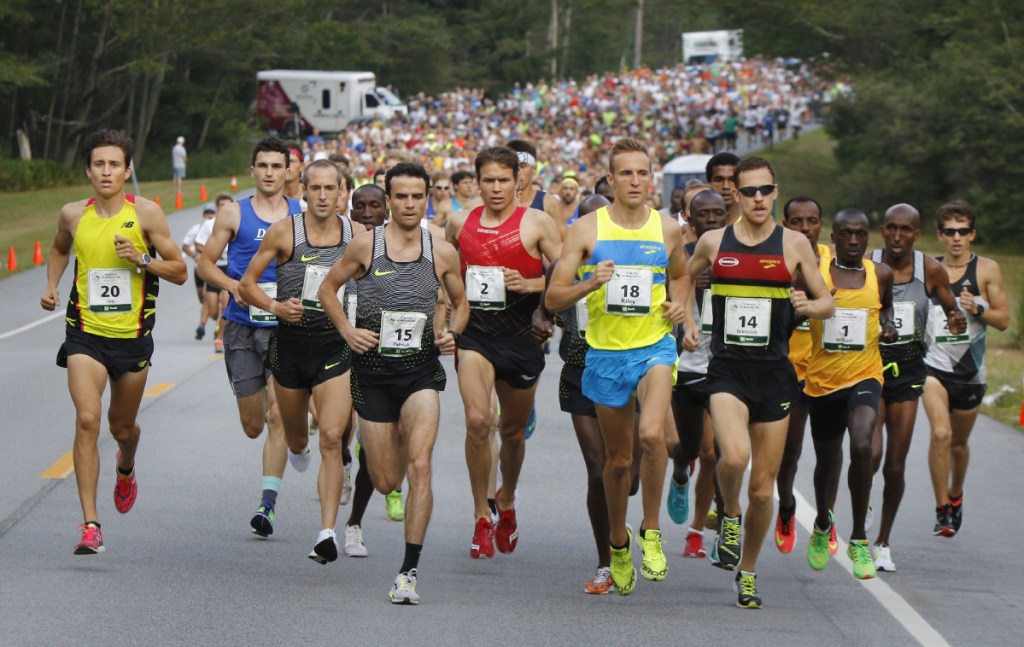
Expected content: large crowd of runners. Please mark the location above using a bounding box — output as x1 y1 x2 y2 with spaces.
39 58 1005 610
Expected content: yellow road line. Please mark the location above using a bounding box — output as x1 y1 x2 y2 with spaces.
144 382 174 397
40 451 74 479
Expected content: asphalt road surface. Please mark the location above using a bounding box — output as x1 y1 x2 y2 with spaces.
1 200 1020 646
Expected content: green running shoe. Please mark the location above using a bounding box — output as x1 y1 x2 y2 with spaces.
847 539 877 579
386 490 405 521
636 528 668 581
734 571 762 609
610 526 637 595
807 525 831 571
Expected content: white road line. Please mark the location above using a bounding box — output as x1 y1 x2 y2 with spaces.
0 312 63 341
790 489 950 647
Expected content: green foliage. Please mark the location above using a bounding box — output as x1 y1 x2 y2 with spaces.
0 159 84 192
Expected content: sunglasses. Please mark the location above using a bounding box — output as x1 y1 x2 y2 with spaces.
434 185 451 191
940 227 973 237
736 184 777 198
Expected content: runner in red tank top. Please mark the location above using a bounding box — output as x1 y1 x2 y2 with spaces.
446 146 562 559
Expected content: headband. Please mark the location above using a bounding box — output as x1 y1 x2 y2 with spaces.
562 177 579 187
516 151 536 167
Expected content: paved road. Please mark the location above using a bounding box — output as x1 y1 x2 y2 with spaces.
1 201 1020 646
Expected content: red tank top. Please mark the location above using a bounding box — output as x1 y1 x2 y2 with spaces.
457 205 543 337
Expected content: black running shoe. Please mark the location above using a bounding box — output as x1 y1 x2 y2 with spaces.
949 495 963 533
715 515 742 571
933 504 955 538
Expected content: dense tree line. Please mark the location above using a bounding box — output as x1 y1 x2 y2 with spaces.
1 1 1019 245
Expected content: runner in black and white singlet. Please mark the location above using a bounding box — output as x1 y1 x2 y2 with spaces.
319 162 469 605
922 201 1009 538
867 203 965 572
240 159 362 565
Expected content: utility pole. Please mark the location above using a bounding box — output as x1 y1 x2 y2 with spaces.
549 0 559 78
633 0 644 69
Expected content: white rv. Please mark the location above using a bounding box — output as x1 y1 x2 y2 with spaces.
256 70 408 137
681 30 744 65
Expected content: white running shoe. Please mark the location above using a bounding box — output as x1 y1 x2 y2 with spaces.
288 445 312 472
388 569 419 605
344 524 368 557
873 544 895 572
340 460 352 506
308 528 338 564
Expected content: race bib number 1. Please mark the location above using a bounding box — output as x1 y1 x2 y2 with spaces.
724 297 771 346
379 311 427 357
605 267 653 315
249 282 277 323
88 268 132 313
823 308 868 352
466 266 505 310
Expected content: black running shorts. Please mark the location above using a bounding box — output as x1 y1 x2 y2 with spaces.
707 357 797 423
808 379 882 442
456 328 545 390
352 358 447 423
267 329 351 391
58 327 154 381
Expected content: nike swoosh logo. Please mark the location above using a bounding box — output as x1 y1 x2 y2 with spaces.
857 391 872 396
301 254 320 262
324 361 342 370
911 383 923 389
374 269 396 277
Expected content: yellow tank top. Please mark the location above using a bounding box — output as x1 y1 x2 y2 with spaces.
789 244 832 381
804 258 883 397
579 207 671 351
68 195 157 338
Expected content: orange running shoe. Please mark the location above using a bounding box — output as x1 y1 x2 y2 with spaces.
584 567 613 594
775 511 796 554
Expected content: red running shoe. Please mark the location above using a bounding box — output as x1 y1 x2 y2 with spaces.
683 529 706 558
775 512 796 554
470 517 495 559
74 524 104 555
494 491 519 554
113 452 137 514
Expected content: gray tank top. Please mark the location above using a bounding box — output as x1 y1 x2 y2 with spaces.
275 214 352 332
871 248 929 363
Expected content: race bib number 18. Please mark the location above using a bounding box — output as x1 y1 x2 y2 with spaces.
605 267 653 315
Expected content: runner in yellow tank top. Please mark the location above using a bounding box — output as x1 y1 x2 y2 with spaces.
776 196 830 554
802 209 897 579
40 129 186 555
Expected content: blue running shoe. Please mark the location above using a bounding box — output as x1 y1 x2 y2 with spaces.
666 465 691 525
525 406 537 439
250 504 275 537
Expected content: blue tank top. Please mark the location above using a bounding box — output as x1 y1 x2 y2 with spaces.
529 190 547 211
426 197 436 220
565 205 580 226
224 196 302 326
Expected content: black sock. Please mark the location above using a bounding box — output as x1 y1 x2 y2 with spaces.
487 498 497 516
261 489 278 508
84 521 101 529
611 538 628 550
672 464 689 485
117 466 133 477
342 446 352 465
400 542 423 573
779 504 795 521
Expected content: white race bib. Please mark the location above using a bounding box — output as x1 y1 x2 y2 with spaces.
300 265 343 312
700 290 713 334
249 282 277 322
885 301 915 345
88 268 132 313
932 303 968 344
724 297 771 346
605 267 653 315
795 319 810 332
823 308 868 352
575 299 589 338
378 311 427 357
466 265 505 310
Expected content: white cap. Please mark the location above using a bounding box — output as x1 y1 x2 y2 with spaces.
176 136 185 145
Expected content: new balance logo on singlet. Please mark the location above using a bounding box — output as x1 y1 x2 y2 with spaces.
121 221 134 229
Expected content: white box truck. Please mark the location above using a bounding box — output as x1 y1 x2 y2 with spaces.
257 70 408 137
681 30 744 65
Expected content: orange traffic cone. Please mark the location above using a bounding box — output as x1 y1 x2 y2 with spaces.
155 196 162 207
33 240 43 265
200 185 207 201
7 246 16 271
1019 402 1024 426
175 192 184 210
230 176 238 191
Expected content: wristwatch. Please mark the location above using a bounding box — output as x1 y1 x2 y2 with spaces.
449 330 461 345
137 253 152 272
974 304 985 318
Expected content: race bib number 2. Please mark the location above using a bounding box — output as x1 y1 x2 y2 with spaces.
932 304 968 344
466 266 505 310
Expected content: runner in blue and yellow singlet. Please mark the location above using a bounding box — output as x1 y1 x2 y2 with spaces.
40 129 187 555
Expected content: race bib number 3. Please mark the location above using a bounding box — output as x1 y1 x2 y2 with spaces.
605 267 653 315
932 304 968 344
885 301 915 345
88 268 132 313
823 308 868 352
466 266 505 310
379 311 427 357
301 265 342 312
724 297 771 346
249 282 277 322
